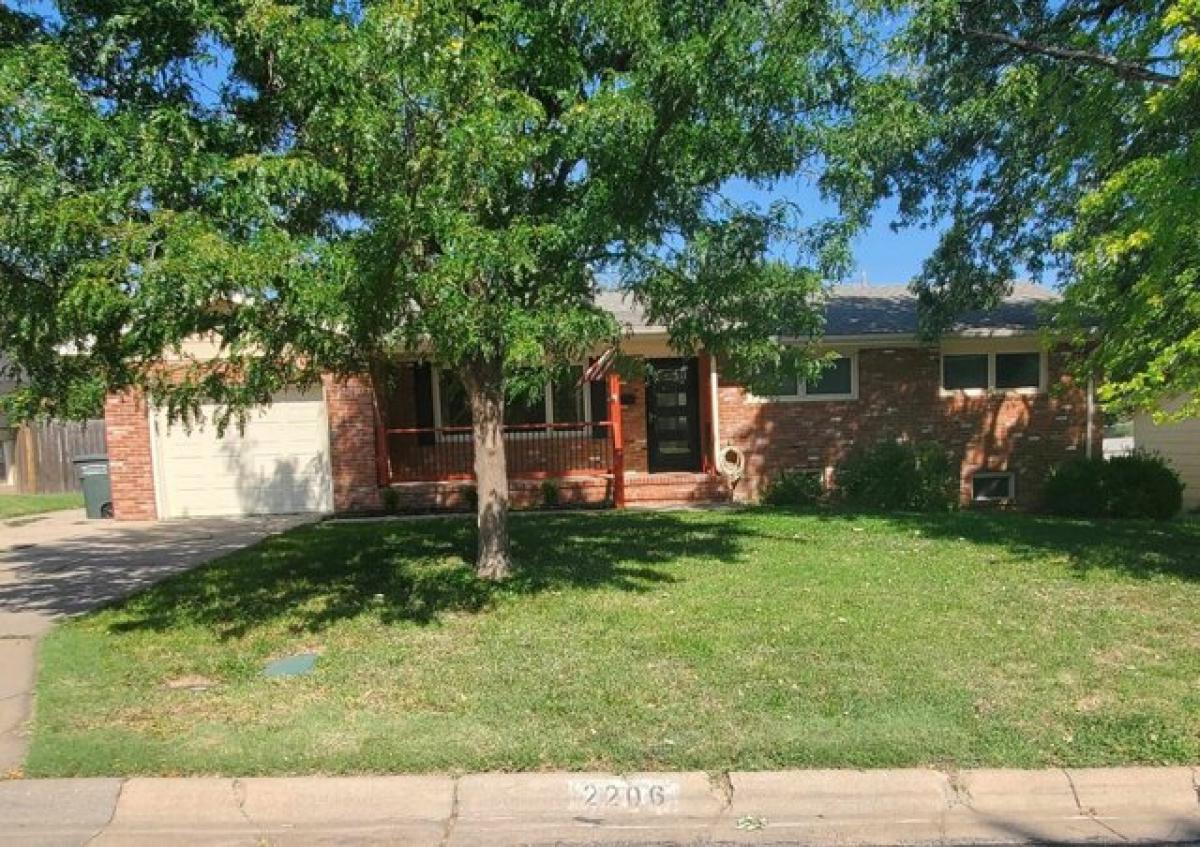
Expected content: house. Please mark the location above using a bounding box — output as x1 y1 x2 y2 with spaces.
1133 399 1199 511
103 284 1099 520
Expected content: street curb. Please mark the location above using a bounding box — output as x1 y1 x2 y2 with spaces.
1 767 1198 845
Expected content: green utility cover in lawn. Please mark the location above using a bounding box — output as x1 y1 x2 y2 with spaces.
263 653 317 678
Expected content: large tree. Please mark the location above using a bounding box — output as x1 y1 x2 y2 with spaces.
841 0 1200 418
1 0 863 577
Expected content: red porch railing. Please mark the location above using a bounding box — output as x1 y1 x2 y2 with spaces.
383 421 614 482
376 371 627 507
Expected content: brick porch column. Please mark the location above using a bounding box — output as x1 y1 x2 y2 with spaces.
323 374 383 513
104 389 157 521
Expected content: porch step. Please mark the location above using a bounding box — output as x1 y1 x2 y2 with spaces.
624 473 731 505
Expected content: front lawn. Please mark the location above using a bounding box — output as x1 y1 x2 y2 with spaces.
29 508 1200 776
0 492 83 520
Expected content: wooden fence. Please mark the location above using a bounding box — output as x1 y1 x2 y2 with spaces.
10 420 107 494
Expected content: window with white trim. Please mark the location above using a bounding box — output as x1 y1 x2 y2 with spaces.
432 367 591 435
764 353 857 401
0 438 10 486
942 350 1043 393
972 472 1015 503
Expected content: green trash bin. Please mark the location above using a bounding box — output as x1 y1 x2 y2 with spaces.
73 454 113 519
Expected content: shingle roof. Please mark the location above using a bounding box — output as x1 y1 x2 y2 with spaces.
596 284 1057 337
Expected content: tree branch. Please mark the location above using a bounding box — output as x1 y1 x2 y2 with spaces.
962 26 1179 86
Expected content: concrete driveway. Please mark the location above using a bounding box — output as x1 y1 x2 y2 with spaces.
0 509 315 774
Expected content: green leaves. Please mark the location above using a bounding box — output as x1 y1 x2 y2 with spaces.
844 0 1200 417
1 0 868 426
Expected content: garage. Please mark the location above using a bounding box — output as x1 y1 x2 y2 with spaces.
151 388 334 518
1134 398 1200 512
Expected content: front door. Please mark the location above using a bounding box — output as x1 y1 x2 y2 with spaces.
646 357 701 473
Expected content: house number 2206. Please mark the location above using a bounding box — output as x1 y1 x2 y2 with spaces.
569 779 678 813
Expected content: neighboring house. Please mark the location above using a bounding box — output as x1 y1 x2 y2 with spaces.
1133 400 1199 511
104 284 1099 520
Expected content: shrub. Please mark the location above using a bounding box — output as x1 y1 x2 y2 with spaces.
761 469 824 507
836 440 957 512
1103 451 1184 520
911 443 959 512
1041 457 1107 518
541 479 560 508
462 486 478 513
1041 451 1183 520
380 487 400 513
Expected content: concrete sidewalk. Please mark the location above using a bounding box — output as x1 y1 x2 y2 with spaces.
1 767 1198 845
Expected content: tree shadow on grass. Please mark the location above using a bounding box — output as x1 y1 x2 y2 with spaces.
105 510 753 639
800 507 1200 581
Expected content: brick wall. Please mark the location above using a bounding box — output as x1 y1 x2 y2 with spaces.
104 389 157 520
323 374 383 512
386 478 613 512
717 346 1098 507
617 374 650 474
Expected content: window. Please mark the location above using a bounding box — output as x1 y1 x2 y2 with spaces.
807 356 853 396
0 438 9 486
972 472 1015 503
550 367 588 424
941 350 1044 393
506 393 547 427
436 375 471 429
432 367 590 434
995 352 1041 390
764 353 857 400
943 354 989 391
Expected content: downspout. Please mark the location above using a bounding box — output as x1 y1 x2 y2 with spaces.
1086 375 1095 459
709 353 721 472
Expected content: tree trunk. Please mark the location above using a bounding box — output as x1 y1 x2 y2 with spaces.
463 359 512 580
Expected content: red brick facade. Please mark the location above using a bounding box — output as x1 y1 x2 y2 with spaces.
716 346 1098 506
103 389 157 520
323 374 383 513
104 343 1095 519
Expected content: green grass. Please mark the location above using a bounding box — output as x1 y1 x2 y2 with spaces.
28 508 1200 776
0 492 83 520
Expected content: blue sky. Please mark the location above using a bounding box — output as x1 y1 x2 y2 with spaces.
841 198 943 286
724 176 945 288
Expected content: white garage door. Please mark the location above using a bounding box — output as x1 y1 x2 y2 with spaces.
152 389 334 518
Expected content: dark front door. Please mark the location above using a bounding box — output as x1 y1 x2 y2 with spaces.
646 357 701 473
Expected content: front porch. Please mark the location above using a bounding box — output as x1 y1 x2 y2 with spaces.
371 355 728 510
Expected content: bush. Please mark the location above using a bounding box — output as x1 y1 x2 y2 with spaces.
911 443 959 512
836 440 957 512
761 469 824 506
1041 451 1183 520
1041 457 1108 518
541 479 560 508
380 487 400 513
1103 451 1184 520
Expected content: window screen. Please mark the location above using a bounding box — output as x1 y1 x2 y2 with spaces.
551 367 587 424
806 357 853 396
995 352 1041 390
438 375 472 428
759 367 800 397
943 354 989 390
506 391 547 426
972 473 1014 501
